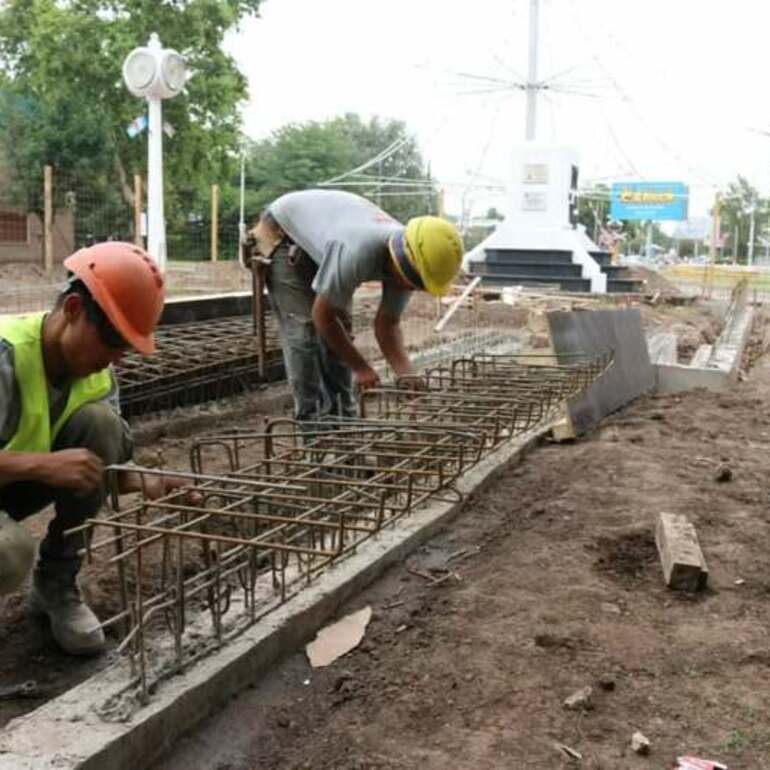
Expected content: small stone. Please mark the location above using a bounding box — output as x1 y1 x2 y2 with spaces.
714 464 733 483
631 731 651 755
563 686 593 711
601 602 622 615
597 674 616 692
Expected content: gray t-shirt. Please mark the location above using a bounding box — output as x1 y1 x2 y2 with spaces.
268 190 412 317
0 338 126 448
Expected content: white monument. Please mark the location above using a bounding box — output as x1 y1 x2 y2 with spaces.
466 143 607 292
464 0 607 293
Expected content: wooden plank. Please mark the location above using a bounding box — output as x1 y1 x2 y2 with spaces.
655 512 708 591
43 165 53 272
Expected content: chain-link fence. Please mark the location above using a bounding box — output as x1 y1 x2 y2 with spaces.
0 166 251 312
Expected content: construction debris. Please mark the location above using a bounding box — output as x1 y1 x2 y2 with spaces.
563 685 593 711
655 512 709 591
631 731 651 755
0 681 38 700
306 606 372 668
673 758 728 770
556 743 583 761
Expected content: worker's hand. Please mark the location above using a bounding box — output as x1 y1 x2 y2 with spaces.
353 365 381 393
395 374 428 391
44 449 104 493
141 474 202 504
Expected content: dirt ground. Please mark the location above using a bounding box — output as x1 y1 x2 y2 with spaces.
0 284 731 748
150 355 770 770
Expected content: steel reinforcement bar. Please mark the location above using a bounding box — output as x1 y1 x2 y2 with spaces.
67 350 612 702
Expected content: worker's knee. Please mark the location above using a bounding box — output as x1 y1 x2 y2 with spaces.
54 403 133 466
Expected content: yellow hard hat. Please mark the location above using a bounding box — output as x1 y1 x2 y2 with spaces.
388 216 463 296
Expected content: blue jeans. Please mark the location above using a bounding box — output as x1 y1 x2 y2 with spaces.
267 243 356 422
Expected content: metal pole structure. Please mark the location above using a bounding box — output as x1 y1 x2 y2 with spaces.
123 33 186 273
645 221 653 261
733 224 739 264
147 94 166 271
210 184 219 262
133 174 143 247
704 193 721 299
525 0 540 141
238 152 246 257
748 206 756 266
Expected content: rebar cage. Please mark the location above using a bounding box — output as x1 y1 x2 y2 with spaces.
68 350 612 703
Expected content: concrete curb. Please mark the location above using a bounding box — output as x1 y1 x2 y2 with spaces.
0 424 552 770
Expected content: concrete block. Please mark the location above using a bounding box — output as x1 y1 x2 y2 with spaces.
647 332 678 365
690 344 713 368
547 308 655 435
655 512 708 591
655 363 729 393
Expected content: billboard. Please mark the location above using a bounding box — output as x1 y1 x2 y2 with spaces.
610 181 688 221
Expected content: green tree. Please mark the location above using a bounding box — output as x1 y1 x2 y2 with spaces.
242 113 437 224
577 183 610 239
718 176 768 263
0 0 261 243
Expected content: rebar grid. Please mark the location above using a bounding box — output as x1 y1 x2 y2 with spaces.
69 350 612 703
115 316 283 416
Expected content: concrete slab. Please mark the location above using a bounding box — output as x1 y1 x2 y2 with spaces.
0 422 553 770
690 344 713 368
647 332 678 365
655 285 753 393
548 308 655 435
656 363 728 393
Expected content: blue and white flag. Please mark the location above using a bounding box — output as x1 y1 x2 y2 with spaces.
126 114 148 139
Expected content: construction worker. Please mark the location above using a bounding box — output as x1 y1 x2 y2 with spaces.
249 189 463 421
0 241 173 656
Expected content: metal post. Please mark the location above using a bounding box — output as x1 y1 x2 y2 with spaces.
525 0 540 141
133 174 143 247
748 207 756 266
704 193 721 299
210 184 219 262
43 165 53 272
644 221 653 261
238 153 246 258
147 95 165 270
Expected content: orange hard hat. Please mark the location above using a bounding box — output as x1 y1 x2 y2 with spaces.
64 242 165 355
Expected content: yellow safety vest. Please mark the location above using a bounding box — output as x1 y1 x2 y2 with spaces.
0 312 113 452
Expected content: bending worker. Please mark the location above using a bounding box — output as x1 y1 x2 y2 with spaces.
0 242 175 656
249 189 464 421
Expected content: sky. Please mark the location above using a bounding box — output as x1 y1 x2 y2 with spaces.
223 0 770 222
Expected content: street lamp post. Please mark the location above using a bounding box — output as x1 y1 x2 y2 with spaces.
122 33 187 272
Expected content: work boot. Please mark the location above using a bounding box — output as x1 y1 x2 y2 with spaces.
30 569 105 656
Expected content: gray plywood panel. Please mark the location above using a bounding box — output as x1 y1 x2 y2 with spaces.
547 308 654 434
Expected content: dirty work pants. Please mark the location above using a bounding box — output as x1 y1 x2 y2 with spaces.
267 243 356 423
0 402 132 579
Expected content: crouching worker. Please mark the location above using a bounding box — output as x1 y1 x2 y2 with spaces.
0 242 176 655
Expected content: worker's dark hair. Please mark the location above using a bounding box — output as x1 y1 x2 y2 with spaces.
260 209 278 228
55 275 127 349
